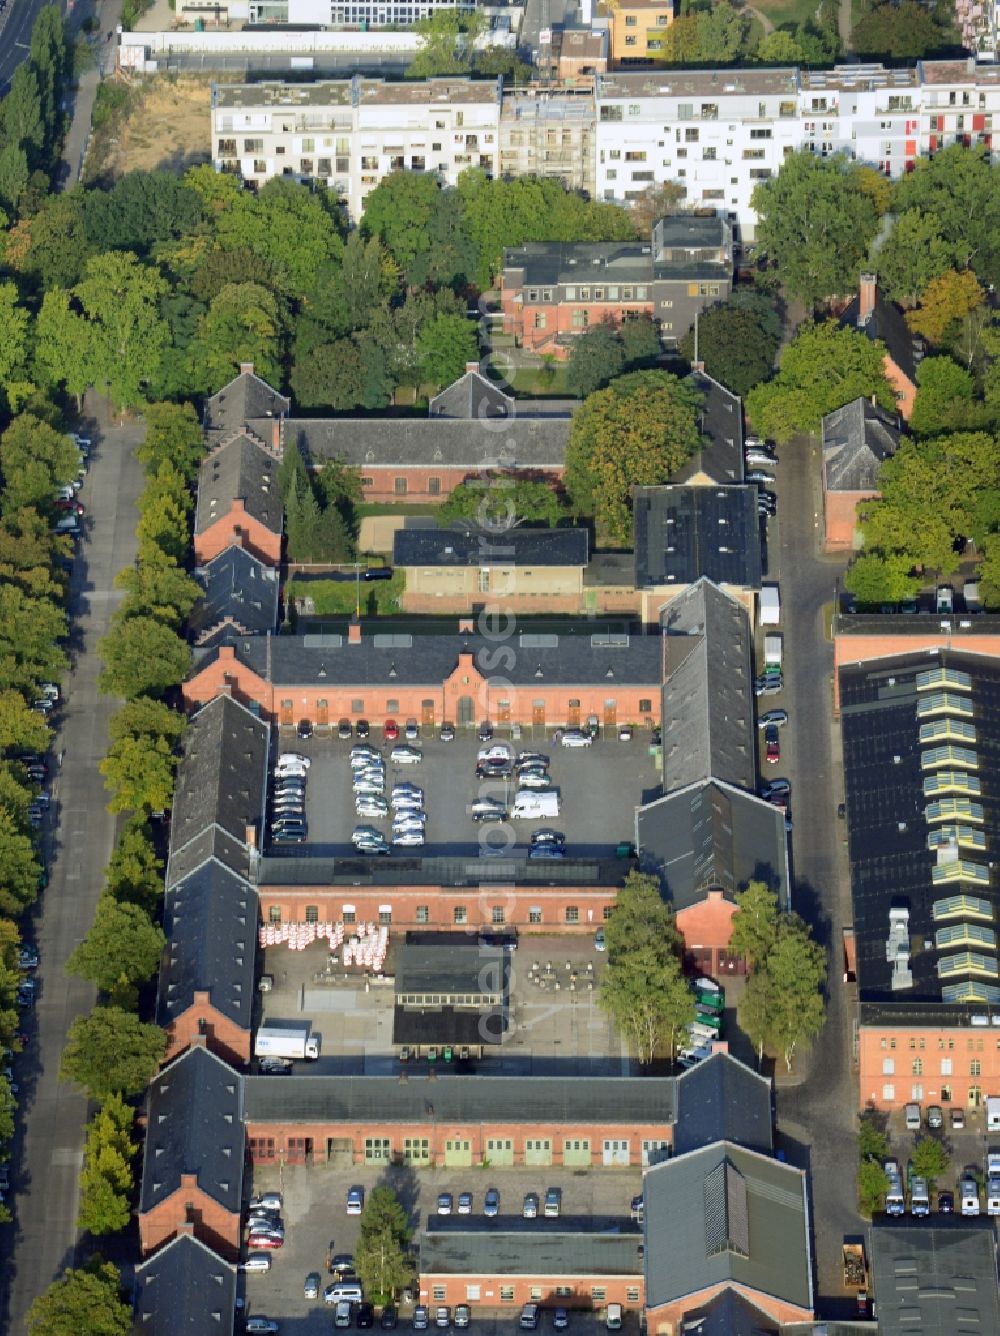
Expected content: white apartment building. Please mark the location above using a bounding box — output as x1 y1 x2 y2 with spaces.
595 59 1000 239
212 76 501 220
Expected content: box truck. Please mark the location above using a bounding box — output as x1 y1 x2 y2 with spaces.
759 585 781 626
511 790 560 819
764 634 783 670
255 1022 320 1061
986 1096 1000 1132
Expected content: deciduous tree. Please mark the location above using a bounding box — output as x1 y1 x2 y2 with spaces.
763 918 827 1072
892 145 1000 288
27 1261 131 1336
678 291 782 396
858 1158 891 1217
76 1095 137 1235
59 1006 166 1101
103 817 164 912
850 0 944 58
356 1187 413 1304
912 1135 950 1185
909 356 977 437
137 402 204 484
66 898 165 1005
843 553 920 606
0 413 80 513
72 250 169 409
437 474 566 529
876 209 954 308
906 268 984 346
98 615 191 700
190 281 285 393
416 312 479 389
728 882 780 971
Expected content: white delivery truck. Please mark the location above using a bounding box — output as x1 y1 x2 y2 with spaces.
511 790 560 820
255 1022 320 1061
759 585 781 627
764 634 783 670
987 1096 1000 1132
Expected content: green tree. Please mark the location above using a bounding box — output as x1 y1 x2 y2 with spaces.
137 402 204 484
104 817 164 912
4 190 92 290
752 152 881 308
567 324 627 398
909 357 977 437
100 723 182 815
851 0 944 57
0 810 43 917
0 281 34 413
27 1261 131 1336
0 144 29 214
81 170 202 254
60 1006 166 1101
763 918 827 1072
66 898 165 1005
876 209 954 308
72 251 170 409
1 690 52 756
416 313 478 389
746 320 894 444
98 615 191 700
599 870 694 1063
892 145 1000 288
190 281 285 393
858 1113 890 1164
757 29 805 62
33 287 94 408
911 1135 950 1186
438 473 566 528
728 882 780 971
628 181 687 237
844 553 920 606
77 1095 136 1235
116 550 201 628
565 371 703 543
858 1158 891 1217
356 1186 413 1304
0 583 68 691
679 291 782 396
361 171 445 273
980 533 1000 609
0 413 80 513
4 64 45 164
407 187 478 291
408 8 481 78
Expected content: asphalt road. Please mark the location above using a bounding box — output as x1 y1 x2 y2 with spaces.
0 0 54 95
0 396 147 1332
765 434 860 1317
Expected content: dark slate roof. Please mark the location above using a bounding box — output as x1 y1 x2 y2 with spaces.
194 435 283 538
420 1230 644 1278
132 1233 236 1336
869 1219 1000 1336
393 526 589 569
139 1046 244 1215
190 546 279 647
505 216 731 286
673 1052 773 1157
839 650 1000 1017
242 1073 676 1125
156 860 257 1035
636 780 789 914
840 290 918 385
203 368 289 448
166 696 269 890
675 369 745 486
217 629 664 689
659 580 757 793
676 1289 779 1336
279 416 571 472
643 1143 811 1313
633 486 761 590
822 397 901 493
395 941 507 997
392 1005 507 1046
428 366 515 420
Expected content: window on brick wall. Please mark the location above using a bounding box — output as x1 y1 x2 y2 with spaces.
500 1288 515 1303
269 906 281 923
565 906 580 924
454 905 467 924
306 905 318 923
529 907 542 924
492 905 506 925
416 905 430 924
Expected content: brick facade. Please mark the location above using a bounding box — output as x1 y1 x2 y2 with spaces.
162 991 251 1067
834 630 1000 710
355 467 565 508
884 352 917 422
647 1284 813 1333
824 489 872 551
138 1173 241 1261
193 501 282 567
858 1022 1000 1114
675 891 745 980
246 1118 672 1169
420 1273 643 1309
502 297 657 360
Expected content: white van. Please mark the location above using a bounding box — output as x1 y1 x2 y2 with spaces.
686 1022 719 1047
511 790 560 820
327 1282 363 1304
904 1103 921 1131
605 1306 623 1332
960 1174 981 1216
987 1178 1000 1217
986 1096 1000 1132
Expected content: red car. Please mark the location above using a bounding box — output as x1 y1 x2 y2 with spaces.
247 1233 283 1249
764 724 781 765
55 498 84 515
383 719 399 741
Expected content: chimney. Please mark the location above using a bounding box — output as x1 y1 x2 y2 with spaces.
348 619 362 645
858 273 877 325
239 362 254 376
219 645 237 665
458 618 474 633
231 498 247 515
272 418 281 451
245 823 258 851
465 361 480 375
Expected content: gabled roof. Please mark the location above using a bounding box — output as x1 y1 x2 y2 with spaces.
644 1142 812 1314
133 1232 236 1336
209 628 663 689
203 368 289 448
659 580 757 793
190 545 279 647
636 779 789 914
156 860 257 1035
675 1289 779 1336
428 365 515 420
869 1219 1000 1336
166 695 269 890
194 434 283 539
280 415 571 472
674 369 745 486
393 525 589 569
840 289 918 385
139 1046 244 1216
673 1052 773 1157
822 397 901 493
633 485 761 590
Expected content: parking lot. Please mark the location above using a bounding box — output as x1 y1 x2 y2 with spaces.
883 1102 1000 1212
242 1162 642 1335
268 729 661 860
260 932 630 1076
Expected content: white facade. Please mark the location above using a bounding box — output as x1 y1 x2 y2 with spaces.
212 76 501 220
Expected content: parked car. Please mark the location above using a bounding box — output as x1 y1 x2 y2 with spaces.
927 1105 944 1129
355 719 370 739
764 724 780 764
529 845 566 860
951 1108 966 1130
760 778 790 800
552 1311 568 1331
755 676 783 697
434 1308 450 1329
390 745 422 765
338 719 353 739
259 1058 291 1075
440 722 456 742
522 1191 539 1219
296 720 313 739
594 927 606 951
347 1185 365 1214
544 1187 561 1217
758 710 787 729
245 1319 279 1334
405 720 419 740
383 719 399 741
938 1190 954 1214
484 1187 500 1217
437 1192 453 1215
249 1193 283 1212
357 1304 376 1328
458 1191 473 1214
559 730 592 748
454 1306 470 1329
381 1308 399 1329
329 1254 355 1276
393 830 425 847
241 1253 272 1273
247 1233 283 1250
531 829 565 847
746 470 775 486
413 1308 429 1331
335 1304 353 1330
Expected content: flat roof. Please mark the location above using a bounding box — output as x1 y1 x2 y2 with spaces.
597 68 799 99
840 651 1000 1011
869 1219 1000 1336
420 1229 644 1277
258 854 635 887
396 940 507 996
214 80 352 109
836 612 1000 637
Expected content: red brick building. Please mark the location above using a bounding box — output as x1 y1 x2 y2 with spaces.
193 432 284 567
839 274 919 422
183 628 665 733
821 397 902 551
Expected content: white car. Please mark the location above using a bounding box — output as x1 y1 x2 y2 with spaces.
277 753 310 768
393 817 427 834
746 470 775 486
390 745 422 764
393 830 425 847
560 730 592 748
356 799 389 818
241 1253 272 1273
353 779 385 796
392 784 423 801
392 799 425 815
245 1319 279 1333
517 770 552 790
478 743 512 764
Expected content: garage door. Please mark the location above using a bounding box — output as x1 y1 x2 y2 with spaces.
444 1138 473 1167
486 1138 514 1167
327 1137 354 1166
642 1140 670 1167
563 1138 591 1167
525 1138 552 1166
602 1139 630 1166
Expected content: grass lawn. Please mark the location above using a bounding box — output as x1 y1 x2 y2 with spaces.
750 0 821 32
286 573 404 617
494 364 574 398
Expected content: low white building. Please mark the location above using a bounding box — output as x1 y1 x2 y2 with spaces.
212 76 501 219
